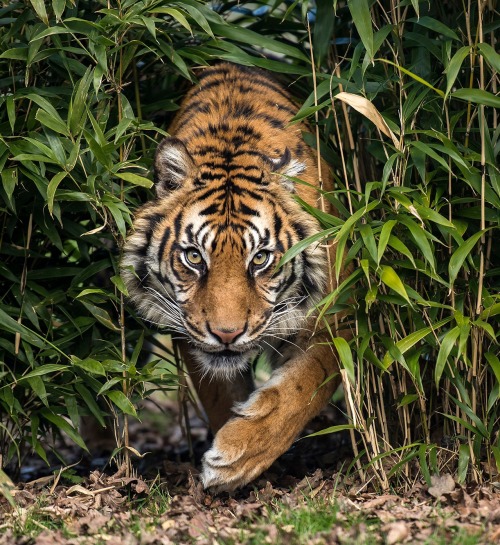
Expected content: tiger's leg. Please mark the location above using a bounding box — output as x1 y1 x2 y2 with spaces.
179 341 255 433
200 341 341 491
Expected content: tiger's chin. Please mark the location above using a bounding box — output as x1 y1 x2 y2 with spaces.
192 348 256 380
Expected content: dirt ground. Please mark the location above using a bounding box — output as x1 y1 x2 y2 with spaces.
1 400 499 544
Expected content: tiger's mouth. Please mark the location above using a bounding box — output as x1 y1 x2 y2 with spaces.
191 345 259 377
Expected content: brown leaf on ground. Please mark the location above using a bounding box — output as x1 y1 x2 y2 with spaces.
361 494 399 510
383 521 410 544
428 473 455 499
68 511 111 535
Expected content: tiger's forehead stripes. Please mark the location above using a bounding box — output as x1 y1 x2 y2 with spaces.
121 62 330 375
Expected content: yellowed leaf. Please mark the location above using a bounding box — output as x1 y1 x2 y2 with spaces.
334 92 402 150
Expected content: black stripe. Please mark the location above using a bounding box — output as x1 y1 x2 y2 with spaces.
234 172 263 184
239 202 259 216
266 101 296 116
158 226 171 261
200 203 220 216
173 211 184 239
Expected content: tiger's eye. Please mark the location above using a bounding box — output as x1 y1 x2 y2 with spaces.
185 249 203 266
252 251 269 267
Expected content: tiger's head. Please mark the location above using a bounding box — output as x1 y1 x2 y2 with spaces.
121 137 327 377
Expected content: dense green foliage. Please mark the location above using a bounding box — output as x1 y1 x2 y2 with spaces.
0 0 498 486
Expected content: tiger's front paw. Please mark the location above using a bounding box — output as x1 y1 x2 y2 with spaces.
200 387 298 492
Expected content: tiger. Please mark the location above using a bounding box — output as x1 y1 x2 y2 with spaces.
121 62 351 492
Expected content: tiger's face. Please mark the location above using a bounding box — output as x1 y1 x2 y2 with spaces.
122 137 327 377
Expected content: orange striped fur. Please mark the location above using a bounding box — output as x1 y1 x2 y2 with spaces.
122 63 348 491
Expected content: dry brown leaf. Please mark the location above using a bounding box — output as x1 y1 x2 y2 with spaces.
383 521 410 544
362 494 399 510
334 92 402 150
428 474 456 499
66 484 96 496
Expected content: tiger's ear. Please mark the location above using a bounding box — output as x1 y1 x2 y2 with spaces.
269 148 306 192
154 137 196 197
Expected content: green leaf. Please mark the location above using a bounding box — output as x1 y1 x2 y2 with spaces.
0 48 28 61
21 364 68 380
29 0 49 24
435 326 460 387
448 229 487 287
409 16 459 41
80 301 120 331
451 89 500 109
71 356 106 376
445 46 470 98
377 220 396 264
382 317 453 369
303 424 357 438
105 390 137 417
418 444 432 486
398 215 436 272
69 67 93 135
398 394 419 408
457 443 470 484
47 171 67 216
151 7 192 34
41 410 88 450
279 228 337 268
210 23 309 62
348 0 374 60
377 59 445 97
179 3 214 37
35 108 70 136
115 171 153 189
1 168 18 206
65 394 79 427
359 224 377 263
379 265 410 303
52 0 66 20
485 352 500 386
477 43 500 73
111 275 129 296
27 376 48 406
75 384 106 427
332 337 355 386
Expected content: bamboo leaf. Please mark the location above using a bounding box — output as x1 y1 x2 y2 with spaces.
435 326 460 387
71 356 106 376
409 16 459 40
20 364 68 380
347 0 374 60
332 337 355 387
29 0 49 24
477 43 500 73
115 171 153 189
47 171 67 216
448 229 487 287
377 59 445 97
151 7 192 34
105 391 137 417
377 220 396 264
445 46 470 98
451 89 500 108
303 424 357 438
334 92 401 149
457 444 470 484
41 410 88 450
379 265 410 303
485 352 500 386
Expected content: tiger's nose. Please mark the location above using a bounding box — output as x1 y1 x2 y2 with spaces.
210 327 245 345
